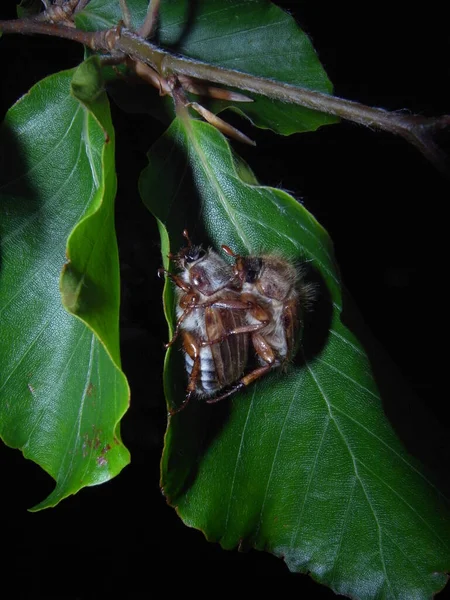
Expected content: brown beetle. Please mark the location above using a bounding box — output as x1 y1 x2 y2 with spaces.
160 232 270 414
208 245 316 401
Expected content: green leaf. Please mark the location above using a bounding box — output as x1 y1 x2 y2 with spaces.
76 0 337 134
0 59 130 510
16 0 42 19
140 116 450 597
71 55 106 103
75 0 149 32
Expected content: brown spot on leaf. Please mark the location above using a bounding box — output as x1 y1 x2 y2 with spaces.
82 433 90 458
96 443 111 467
97 455 108 467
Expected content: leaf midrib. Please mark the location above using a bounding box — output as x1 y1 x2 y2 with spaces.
185 122 252 250
307 362 449 567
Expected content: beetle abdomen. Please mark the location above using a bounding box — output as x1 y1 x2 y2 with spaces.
207 306 248 391
185 349 221 396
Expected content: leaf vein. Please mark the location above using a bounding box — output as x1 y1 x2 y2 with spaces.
330 403 446 500
329 329 365 356
186 19 288 48
253 377 301 541
290 414 330 547
355 457 449 548
383 528 434 586
83 109 101 188
223 388 255 536
307 363 396 598
328 477 357 583
189 127 251 249
314 356 380 400
0 312 55 394
226 205 340 287
54 332 96 491
0 103 81 194
1 121 87 247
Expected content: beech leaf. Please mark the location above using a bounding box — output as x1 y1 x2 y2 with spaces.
0 58 130 510
140 116 450 598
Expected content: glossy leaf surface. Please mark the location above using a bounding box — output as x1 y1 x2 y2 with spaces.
76 0 337 134
0 60 130 509
140 116 450 598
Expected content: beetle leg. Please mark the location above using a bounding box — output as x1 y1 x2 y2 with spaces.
206 332 276 404
165 305 194 348
166 294 245 348
205 298 253 310
206 364 273 404
201 296 271 346
158 268 192 293
159 269 200 348
166 290 202 347
169 331 200 415
201 322 265 347
168 295 256 347
251 332 277 366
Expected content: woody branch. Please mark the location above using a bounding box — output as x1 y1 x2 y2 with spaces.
1 9 449 175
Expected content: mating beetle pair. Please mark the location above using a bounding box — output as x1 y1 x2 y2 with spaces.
160 231 314 414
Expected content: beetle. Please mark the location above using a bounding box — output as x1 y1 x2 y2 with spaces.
208 245 316 401
160 231 270 414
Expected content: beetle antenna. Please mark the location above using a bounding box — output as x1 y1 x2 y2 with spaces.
221 244 237 258
221 245 247 285
168 391 192 415
182 229 192 247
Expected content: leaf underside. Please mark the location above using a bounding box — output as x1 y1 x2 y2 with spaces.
140 116 450 598
0 61 130 510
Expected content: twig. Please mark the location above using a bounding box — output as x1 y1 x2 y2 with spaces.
0 17 448 174
0 18 123 54
117 31 450 175
32 0 79 24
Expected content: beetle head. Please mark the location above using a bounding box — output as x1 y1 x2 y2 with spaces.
241 256 296 302
181 248 235 296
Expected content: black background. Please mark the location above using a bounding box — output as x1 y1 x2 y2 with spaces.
1 0 449 596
